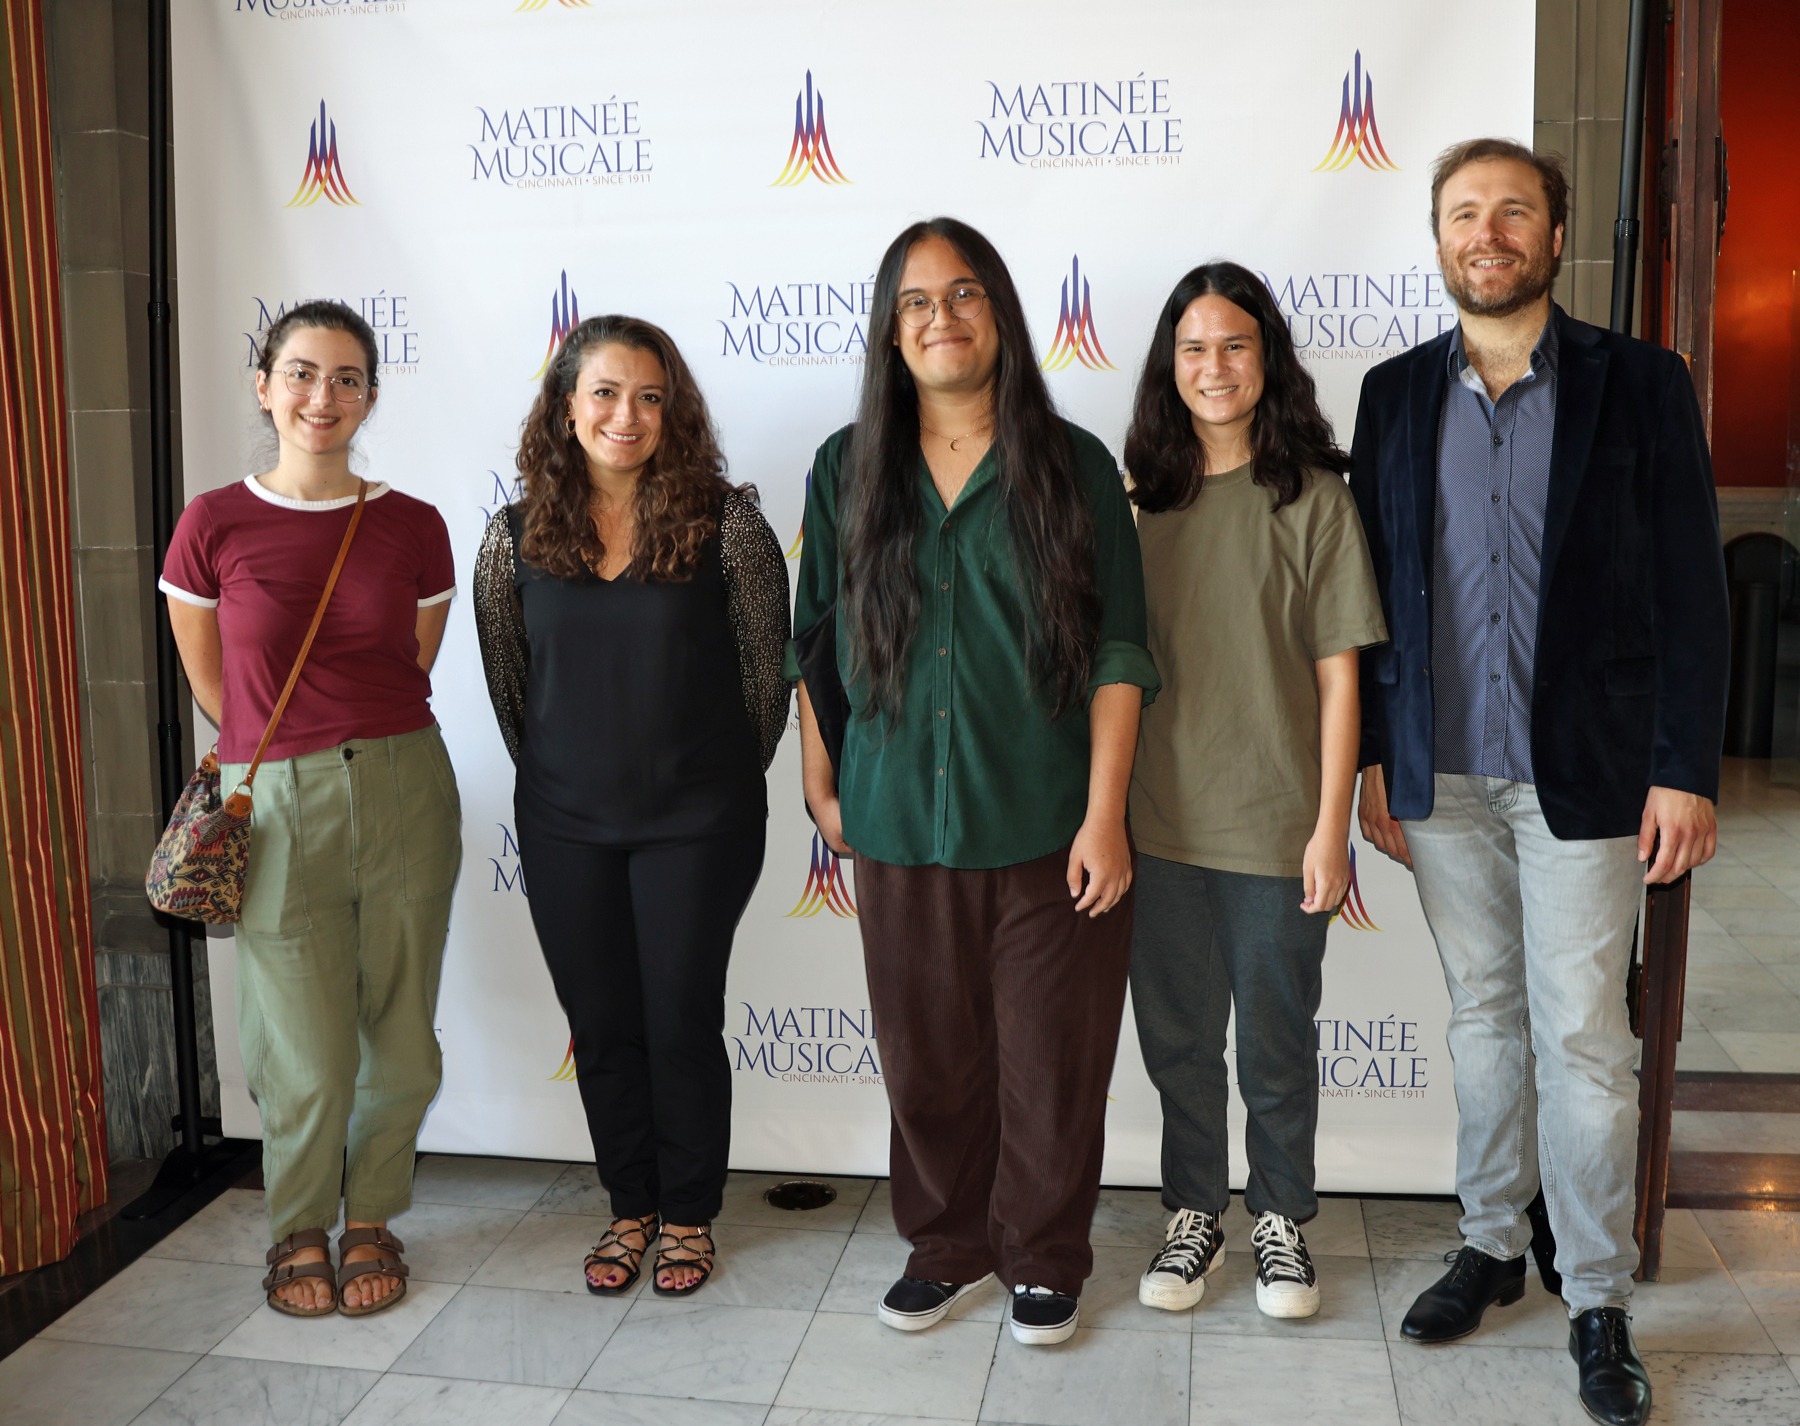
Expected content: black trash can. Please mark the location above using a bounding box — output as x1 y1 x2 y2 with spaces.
1723 532 1792 758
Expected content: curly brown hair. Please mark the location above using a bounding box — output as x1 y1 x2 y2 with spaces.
515 314 740 581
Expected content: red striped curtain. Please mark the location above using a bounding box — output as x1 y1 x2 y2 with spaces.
0 0 109 1275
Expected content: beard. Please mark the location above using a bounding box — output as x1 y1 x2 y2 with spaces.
1440 240 1558 317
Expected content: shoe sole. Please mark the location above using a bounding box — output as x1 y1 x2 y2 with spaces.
1400 1276 1527 1344
1254 1279 1321 1319
1138 1247 1226 1312
1010 1303 1079 1345
877 1272 996 1332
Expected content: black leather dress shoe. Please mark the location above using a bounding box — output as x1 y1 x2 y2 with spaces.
1399 1245 1527 1342
1570 1306 1652 1426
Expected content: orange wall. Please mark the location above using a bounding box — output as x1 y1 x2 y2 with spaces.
1713 0 1800 487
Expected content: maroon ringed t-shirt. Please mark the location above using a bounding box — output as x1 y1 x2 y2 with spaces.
160 476 456 763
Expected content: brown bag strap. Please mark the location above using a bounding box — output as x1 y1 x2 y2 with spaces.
239 480 369 791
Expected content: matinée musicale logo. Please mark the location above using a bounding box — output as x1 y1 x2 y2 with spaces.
1263 269 1455 360
1040 255 1116 373
718 278 873 366
787 831 857 918
244 293 417 374
234 0 396 19
1313 50 1399 173
772 71 850 187
286 101 359 207
733 1005 882 1083
471 101 651 189
533 271 582 380
978 76 1182 170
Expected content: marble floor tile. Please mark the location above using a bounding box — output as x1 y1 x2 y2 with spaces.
1079 1244 1193 1333
385 1200 528 1284
1657 1208 1727 1270
1188 1336 1400 1426
1691 882 1797 911
1627 1265 1777 1354
766 1410 970 1426
410 1154 569 1211
337 1371 570 1426
1675 1026 1743 1072
1710 906 1800 938
1685 934 1761 967
716 1172 876 1234
1712 1032 1800 1073
1387 1344 1592 1426
469 1210 622 1296
1757 864 1800 894
557 1391 770 1425
699 1221 850 1311
535 1164 607 1216
855 1179 895 1237
1692 988 1800 1034
1359 1197 1463 1260
144 1187 273 1268
1684 958 1792 1010
1087 1188 1170 1247
1742 931 1800 965
37 1255 266 1353
391 1283 628 1387
815 1230 1003 1323
583 1298 813 1404
1729 1269 1800 1353
1372 1257 1568 1347
979 1325 1189 1426
1692 861 1778 887
1673 1111 1800 1156
1700 1210 1800 1274
1688 904 1729 937
211 1279 459 1371
774 1309 998 1421
1639 1350 1800 1422
1713 835 1800 872
1767 963 1800 996
0 1339 197 1426
131 1355 381 1426
1187 1254 1384 1342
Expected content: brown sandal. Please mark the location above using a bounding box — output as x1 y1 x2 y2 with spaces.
584 1213 658 1295
335 1225 409 1317
651 1224 716 1297
263 1229 337 1317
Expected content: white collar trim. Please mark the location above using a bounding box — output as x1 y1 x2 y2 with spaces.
244 474 391 510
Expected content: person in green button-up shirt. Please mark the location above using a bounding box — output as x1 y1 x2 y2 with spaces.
788 217 1159 1347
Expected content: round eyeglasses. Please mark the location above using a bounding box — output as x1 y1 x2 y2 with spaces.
281 364 370 404
895 286 988 328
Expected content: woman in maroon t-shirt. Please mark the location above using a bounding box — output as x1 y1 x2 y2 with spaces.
163 300 460 1319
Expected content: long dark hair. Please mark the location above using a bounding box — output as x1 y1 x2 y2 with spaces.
1124 261 1347 513
515 314 740 582
841 217 1100 720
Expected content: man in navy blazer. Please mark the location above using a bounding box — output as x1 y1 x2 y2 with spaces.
1350 138 1728 1426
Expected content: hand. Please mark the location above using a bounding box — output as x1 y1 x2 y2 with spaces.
1067 815 1132 917
1300 829 1350 915
1638 786 1718 884
1357 764 1412 869
807 789 853 857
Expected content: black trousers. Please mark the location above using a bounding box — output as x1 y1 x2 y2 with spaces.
516 815 766 1223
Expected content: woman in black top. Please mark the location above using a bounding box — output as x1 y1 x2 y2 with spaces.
474 314 789 1296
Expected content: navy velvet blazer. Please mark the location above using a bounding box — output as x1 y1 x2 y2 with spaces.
1348 307 1730 841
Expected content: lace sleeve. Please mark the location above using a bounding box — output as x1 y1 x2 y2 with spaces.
720 489 793 772
473 508 529 762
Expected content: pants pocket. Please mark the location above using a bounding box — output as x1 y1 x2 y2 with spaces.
399 729 463 904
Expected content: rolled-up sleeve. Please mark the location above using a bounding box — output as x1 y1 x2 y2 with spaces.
1081 441 1160 705
783 430 847 683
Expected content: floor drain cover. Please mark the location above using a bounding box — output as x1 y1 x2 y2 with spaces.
763 1180 838 1211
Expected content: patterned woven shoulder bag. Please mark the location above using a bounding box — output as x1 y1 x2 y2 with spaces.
146 482 368 924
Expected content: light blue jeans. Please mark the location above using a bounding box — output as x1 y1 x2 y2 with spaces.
1402 774 1642 1315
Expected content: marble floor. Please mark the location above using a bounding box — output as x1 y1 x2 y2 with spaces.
1677 757 1800 1079
5 1160 1800 1426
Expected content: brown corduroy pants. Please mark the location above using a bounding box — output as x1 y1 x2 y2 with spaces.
856 844 1134 1297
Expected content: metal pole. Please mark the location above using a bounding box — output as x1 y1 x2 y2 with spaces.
1611 0 1657 334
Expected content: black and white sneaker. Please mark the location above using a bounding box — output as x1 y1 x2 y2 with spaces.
1138 1207 1226 1311
877 1273 995 1331
1250 1211 1320 1318
1010 1283 1079 1344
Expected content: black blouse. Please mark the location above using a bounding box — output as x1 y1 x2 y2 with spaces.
473 491 791 843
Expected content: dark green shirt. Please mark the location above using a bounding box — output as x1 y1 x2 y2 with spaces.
787 421 1159 869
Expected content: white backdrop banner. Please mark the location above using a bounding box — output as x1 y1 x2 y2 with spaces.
172 0 1534 1191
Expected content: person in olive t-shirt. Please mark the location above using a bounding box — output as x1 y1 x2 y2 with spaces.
1122 262 1386 1324
788 218 1159 1348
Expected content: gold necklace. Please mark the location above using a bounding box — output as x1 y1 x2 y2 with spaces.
920 421 992 453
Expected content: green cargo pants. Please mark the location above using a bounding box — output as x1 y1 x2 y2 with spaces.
225 723 461 1239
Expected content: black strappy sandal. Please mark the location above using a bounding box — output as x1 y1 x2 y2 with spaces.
652 1224 716 1297
583 1214 659 1295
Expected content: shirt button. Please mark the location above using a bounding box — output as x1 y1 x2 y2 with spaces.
937 768 944 776
1490 673 1501 683
940 582 949 591
937 647 947 657
1490 492 1500 503
1490 552 1500 564
938 709 946 718
1490 613 1501 625
1492 433 1503 447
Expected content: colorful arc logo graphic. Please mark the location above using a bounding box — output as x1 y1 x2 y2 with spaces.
533 271 581 381
1333 843 1381 932
1040 256 1116 373
772 71 851 187
786 831 858 918
517 0 590 9
286 101 360 208
551 1039 576 1082
1313 50 1399 173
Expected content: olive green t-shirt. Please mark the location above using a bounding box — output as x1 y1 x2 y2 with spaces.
1130 464 1388 877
